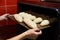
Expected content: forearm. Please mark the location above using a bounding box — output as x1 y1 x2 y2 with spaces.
7 32 28 40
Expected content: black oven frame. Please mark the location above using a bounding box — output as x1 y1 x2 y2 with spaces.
18 3 60 40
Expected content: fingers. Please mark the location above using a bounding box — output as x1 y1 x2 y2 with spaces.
8 15 15 20
24 28 42 40
3 14 15 20
32 28 42 35
0 14 8 20
35 30 42 35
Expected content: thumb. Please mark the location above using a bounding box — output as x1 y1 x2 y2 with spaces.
35 30 42 35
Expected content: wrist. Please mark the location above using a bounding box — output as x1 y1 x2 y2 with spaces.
8 31 30 40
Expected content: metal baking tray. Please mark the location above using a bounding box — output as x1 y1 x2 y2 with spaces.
18 11 57 29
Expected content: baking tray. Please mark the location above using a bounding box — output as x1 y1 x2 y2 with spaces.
17 11 57 29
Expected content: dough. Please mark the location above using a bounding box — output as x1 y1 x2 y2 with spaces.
24 18 37 29
19 12 26 15
40 20 49 26
19 12 36 20
34 17 43 23
30 16 36 20
19 12 28 18
13 14 23 22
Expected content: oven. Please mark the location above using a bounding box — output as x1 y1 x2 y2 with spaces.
17 3 60 40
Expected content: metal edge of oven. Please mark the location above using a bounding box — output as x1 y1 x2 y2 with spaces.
56 9 60 40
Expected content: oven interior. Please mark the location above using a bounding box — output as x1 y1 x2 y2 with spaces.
17 3 59 40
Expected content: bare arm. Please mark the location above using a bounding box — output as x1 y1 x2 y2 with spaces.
7 29 42 40
7 32 28 40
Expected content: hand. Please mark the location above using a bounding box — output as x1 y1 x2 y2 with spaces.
0 14 10 20
6 28 42 40
7 14 15 20
1 14 15 20
24 28 42 40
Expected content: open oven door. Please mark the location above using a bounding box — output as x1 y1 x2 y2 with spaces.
17 3 60 40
